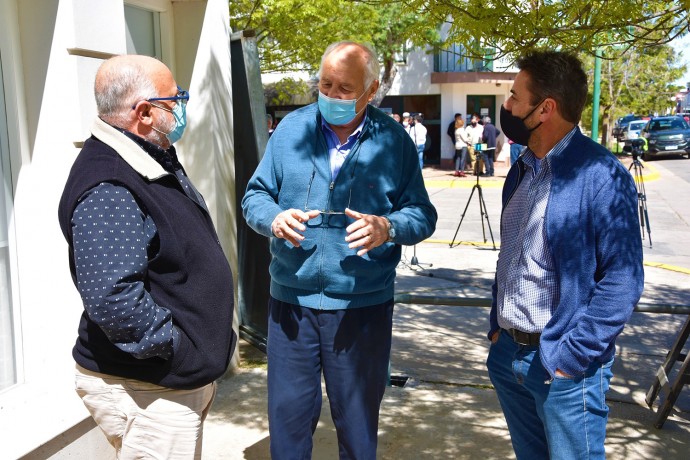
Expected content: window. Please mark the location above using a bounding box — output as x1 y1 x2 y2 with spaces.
0 53 17 391
125 4 162 59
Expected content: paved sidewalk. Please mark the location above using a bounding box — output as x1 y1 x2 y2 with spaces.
204 158 690 459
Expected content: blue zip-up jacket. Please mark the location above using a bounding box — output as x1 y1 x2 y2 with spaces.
489 128 644 378
242 104 437 309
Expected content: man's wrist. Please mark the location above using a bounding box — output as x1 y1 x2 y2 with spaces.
383 216 396 242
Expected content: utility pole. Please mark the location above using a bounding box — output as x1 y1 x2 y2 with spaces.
591 49 602 143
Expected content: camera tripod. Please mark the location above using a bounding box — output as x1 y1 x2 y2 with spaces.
449 172 496 250
398 244 434 276
629 153 652 247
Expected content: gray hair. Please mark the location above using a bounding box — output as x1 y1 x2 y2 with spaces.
484 116 491 124
94 57 158 127
318 41 380 89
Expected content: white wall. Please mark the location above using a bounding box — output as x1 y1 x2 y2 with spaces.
390 51 442 96
0 0 237 457
387 46 514 165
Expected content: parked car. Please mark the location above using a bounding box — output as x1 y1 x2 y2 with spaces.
613 114 642 139
641 116 690 160
623 119 649 144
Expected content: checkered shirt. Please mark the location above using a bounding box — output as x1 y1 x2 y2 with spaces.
496 128 577 333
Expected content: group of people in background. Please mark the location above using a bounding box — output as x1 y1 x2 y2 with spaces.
389 111 428 170
447 112 522 178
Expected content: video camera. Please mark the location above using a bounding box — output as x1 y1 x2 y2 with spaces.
623 138 645 159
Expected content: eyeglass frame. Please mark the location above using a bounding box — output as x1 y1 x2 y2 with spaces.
304 172 352 215
131 86 189 110
303 148 360 216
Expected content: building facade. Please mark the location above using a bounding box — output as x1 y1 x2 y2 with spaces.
379 44 518 169
0 0 238 457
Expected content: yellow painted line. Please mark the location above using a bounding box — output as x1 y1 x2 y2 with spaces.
633 161 660 182
424 178 505 189
424 158 660 189
644 261 690 275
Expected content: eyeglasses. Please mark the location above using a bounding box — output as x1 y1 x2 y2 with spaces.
303 168 357 229
304 170 352 215
131 86 189 110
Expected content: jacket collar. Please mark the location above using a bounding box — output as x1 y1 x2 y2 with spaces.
91 117 169 181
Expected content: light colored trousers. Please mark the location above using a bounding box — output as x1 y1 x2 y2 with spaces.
75 364 216 460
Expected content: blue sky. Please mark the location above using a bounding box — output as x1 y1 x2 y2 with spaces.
671 34 690 88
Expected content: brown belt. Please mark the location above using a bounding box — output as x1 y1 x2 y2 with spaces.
504 328 541 346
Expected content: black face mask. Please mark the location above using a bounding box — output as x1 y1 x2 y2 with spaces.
500 101 544 146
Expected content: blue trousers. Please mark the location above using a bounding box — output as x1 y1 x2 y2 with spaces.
486 329 613 460
416 144 425 170
267 296 394 460
482 150 495 175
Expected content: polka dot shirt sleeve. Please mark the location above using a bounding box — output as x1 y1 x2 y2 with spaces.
71 182 179 360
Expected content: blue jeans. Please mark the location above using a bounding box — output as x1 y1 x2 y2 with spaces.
416 144 425 170
482 150 494 175
455 147 469 172
267 297 394 460
486 330 614 460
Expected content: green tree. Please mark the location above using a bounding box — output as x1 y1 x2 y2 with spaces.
580 45 686 145
232 0 690 107
231 0 439 105
419 0 690 62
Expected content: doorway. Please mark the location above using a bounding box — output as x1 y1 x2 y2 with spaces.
466 95 496 124
380 94 442 165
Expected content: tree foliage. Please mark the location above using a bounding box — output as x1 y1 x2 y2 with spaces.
579 45 686 144
412 0 690 63
231 0 439 104
231 0 690 107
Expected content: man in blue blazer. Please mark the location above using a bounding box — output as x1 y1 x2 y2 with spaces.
488 50 644 459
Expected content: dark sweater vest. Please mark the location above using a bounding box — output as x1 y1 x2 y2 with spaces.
58 136 236 389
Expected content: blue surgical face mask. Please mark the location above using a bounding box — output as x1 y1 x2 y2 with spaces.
165 102 187 144
318 85 371 126
152 102 187 145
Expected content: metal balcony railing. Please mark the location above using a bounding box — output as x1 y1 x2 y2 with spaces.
433 46 494 73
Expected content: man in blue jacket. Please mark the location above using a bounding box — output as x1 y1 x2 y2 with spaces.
242 41 437 459
487 50 643 459
480 115 500 176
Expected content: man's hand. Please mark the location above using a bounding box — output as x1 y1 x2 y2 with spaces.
344 208 390 256
271 209 321 247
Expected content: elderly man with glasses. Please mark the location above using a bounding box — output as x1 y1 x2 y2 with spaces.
58 55 236 459
242 41 437 459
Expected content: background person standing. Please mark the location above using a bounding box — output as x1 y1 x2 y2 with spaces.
481 116 500 176
508 137 524 165
405 113 427 170
453 117 469 177
465 113 484 175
